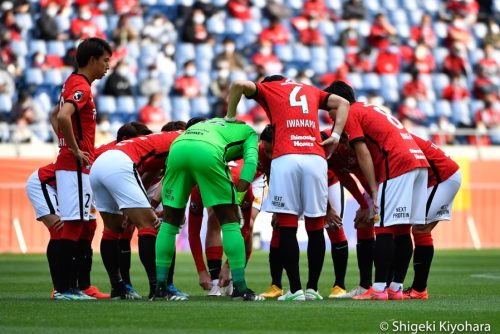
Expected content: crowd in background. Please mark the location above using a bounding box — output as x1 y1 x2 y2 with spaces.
0 0 499 145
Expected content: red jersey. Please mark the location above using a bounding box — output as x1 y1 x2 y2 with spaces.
343 102 429 182
255 143 271 179
94 140 117 159
114 131 182 174
412 135 459 187
55 73 96 173
252 78 330 159
38 163 57 188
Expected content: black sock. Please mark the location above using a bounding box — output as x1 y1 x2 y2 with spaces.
356 238 374 289
207 259 222 281
269 246 283 288
374 233 394 284
393 234 413 284
119 239 132 285
306 229 325 291
412 245 434 292
279 227 301 293
77 239 92 290
167 251 176 285
58 239 79 293
100 239 123 289
331 240 348 289
138 235 156 295
46 239 61 289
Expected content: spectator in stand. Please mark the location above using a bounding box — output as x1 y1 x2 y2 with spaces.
0 65 15 98
445 15 473 50
475 98 500 144
140 64 164 97
342 0 366 20
31 52 64 70
111 14 139 45
295 69 314 85
263 0 291 20
0 114 9 142
484 18 500 48
347 47 372 73
398 97 427 127
156 42 177 79
227 0 252 21
75 0 109 15
70 5 106 39
411 43 436 74
141 13 176 45
473 66 498 101
0 9 21 41
36 2 68 41
139 93 168 131
403 71 428 101
259 16 291 46
298 15 325 46
0 31 21 77
442 73 469 101
173 60 201 99
339 20 364 56
374 45 400 74
113 0 141 16
181 8 209 44
367 13 397 49
95 115 113 145
478 43 499 78
319 63 350 88
442 43 468 77
410 13 436 48
214 37 246 71
103 60 133 97
446 0 479 24
209 67 231 117
303 0 328 20
252 40 283 75
13 90 44 128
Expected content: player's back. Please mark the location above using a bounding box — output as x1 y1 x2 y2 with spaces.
253 78 329 159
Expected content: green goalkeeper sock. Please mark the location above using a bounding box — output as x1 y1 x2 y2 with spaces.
221 223 247 293
155 222 179 284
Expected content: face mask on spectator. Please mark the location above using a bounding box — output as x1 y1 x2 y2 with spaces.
80 11 92 21
185 67 196 76
150 70 159 78
260 47 272 56
388 46 399 54
154 18 164 27
405 97 417 109
117 67 128 76
165 45 175 56
46 6 58 17
35 54 45 64
224 44 235 53
218 69 230 79
309 20 318 29
348 21 358 29
193 14 205 24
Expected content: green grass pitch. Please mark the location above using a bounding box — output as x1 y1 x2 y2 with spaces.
1 250 499 333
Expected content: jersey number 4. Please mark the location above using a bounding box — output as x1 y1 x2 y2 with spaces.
289 86 309 114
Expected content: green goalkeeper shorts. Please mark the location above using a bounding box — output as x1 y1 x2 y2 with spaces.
162 139 237 209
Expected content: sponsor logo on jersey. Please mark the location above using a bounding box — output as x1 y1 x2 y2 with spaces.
73 91 84 101
393 206 410 219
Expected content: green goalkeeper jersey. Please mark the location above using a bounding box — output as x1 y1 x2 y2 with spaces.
173 118 259 183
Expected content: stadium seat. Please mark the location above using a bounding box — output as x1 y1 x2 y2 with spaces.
176 43 196 68
55 15 70 33
47 41 66 57
363 0 380 13
382 0 398 10
226 18 244 35
126 43 140 60
293 44 311 63
0 94 13 113
286 0 304 10
398 72 412 91
380 75 399 103
275 44 293 62
395 23 410 39
422 0 439 13
319 20 336 38
433 47 449 69
207 14 225 35
116 96 136 114
433 22 448 41
451 101 472 126
417 100 435 118
15 13 33 31
28 40 47 56
34 92 52 114
97 96 117 114
171 96 191 122
390 9 408 25
190 96 211 116
10 40 28 57
363 73 381 91
408 9 423 26
129 16 145 31
347 73 363 91
93 15 108 33
44 69 64 86
358 20 371 37
470 99 485 117
434 99 452 118
432 73 450 98
25 68 44 86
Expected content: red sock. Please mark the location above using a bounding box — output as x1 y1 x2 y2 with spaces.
413 232 433 246
305 216 324 232
327 227 347 244
80 219 97 241
61 220 84 241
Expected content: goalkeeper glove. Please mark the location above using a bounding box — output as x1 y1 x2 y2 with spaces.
237 191 246 205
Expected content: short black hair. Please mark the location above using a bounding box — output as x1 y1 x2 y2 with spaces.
186 117 207 129
324 81 356 104
260 124 274 142
76 37 112 68
262 75 285 83
161 121 187 132
116 122 151 142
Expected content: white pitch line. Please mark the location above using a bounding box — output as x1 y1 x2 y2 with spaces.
470 274 500 280
12 218 27 254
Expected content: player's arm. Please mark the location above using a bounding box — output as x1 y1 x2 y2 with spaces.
352 141 379 215
50 105 59 133
237 131 259 196
336 171 368 209
225 80 257 121
57 102 90 165
320 94 350 157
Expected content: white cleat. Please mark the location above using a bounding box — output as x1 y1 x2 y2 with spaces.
277 289 306 301
305 288 323 301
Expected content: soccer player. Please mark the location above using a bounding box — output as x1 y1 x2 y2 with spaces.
404 135 461 299
90 127 184 300
155 117 264 301
51 37 112 299
324 81 429 300
226 75 350 301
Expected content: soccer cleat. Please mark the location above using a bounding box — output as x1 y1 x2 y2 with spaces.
277 289 306 301
352 287 388 300
340 286 369 299
231 287 265 301
225 280 234 296
83 286 111 299
208 285 223 297
259 284 284 298
404 288 429 300
305 288 323 300
70 288 96 300
166 283 189 298
328 285 347 299
55 290 92 301
111 283 141 300
124 284 142 299
150 283 188 301
387 287 404 300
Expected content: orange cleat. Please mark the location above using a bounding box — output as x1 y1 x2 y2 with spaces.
387 287 404 300
404 288 428 300
352 287 388 300
83 286 111 299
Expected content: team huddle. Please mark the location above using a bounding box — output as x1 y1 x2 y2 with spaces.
26 37 462 302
